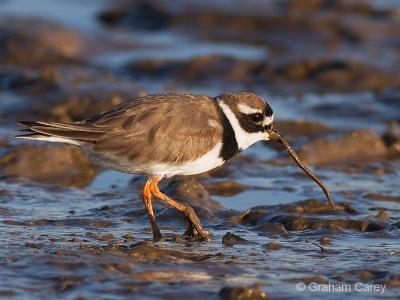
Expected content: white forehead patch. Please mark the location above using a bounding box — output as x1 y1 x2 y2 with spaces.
237 103 262 114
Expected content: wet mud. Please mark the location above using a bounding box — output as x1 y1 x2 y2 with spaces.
1 0 400 299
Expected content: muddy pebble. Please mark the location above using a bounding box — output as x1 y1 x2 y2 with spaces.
103 265 118 273
273 120 335 139
219 285 268 300
296 129 388 166
172 235 182 242
336 269 375 282
319 237 331 245
0 16 84 69
382 121 400 160
264 242 281 250
123 233 135 239
275 59 399 92
25 242 44 249
43 91 130 123
128 241 214 261
98 1 172 31
222 232 255 246
0 66 58 94
364 209 390 221
252 223 287 235
114 262 135 273
0 144 99 187
382 121 400 147
48 261 88 269
204 180 251 197
269 215 386 232
162 178 223 212
364 194 400 202
388 142 400 160
227 209 253 224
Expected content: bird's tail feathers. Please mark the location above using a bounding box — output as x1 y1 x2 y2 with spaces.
14 121 105 145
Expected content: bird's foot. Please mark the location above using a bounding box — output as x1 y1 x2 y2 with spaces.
182 206 212 242
152 231 166 242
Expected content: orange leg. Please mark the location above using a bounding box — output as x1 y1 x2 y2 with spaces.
148 176 211 241
142 178 163 240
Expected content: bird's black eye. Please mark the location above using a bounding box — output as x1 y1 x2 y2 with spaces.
250 113 264 123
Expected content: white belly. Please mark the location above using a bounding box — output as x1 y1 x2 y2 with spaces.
79 141 225 178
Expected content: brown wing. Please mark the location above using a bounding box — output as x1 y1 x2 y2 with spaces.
18 93 223 164
90 93 223 163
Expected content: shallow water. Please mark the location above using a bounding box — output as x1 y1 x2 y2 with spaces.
1 0 400 299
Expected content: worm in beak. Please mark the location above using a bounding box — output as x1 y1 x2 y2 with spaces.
267 127 335 209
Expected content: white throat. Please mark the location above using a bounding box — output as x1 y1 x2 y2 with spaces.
217 100 267 151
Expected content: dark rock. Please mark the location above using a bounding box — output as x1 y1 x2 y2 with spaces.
219 285 268 300
203 180 251 197
222 232 255 246
264 242 281 250
0 16 84 69
127 241 214 260
296 129 388 166
0 144 99 187
98 1 172 30
162 178 223 212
